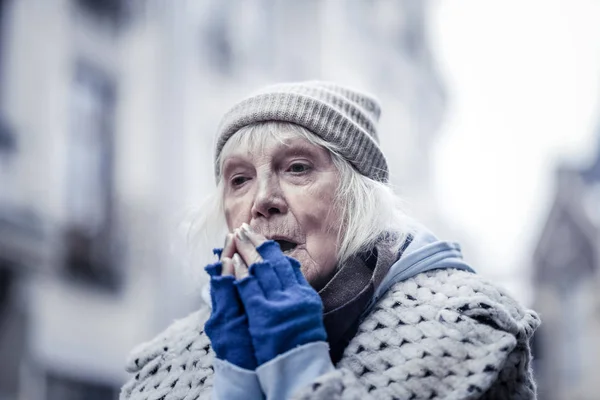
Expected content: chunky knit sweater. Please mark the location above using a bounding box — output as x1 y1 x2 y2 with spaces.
120 268 540 400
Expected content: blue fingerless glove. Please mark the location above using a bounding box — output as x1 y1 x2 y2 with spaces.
204 250 257 370
235 241 327 366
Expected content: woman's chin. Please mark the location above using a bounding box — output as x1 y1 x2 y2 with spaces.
300 265 329 291
288 249 335 291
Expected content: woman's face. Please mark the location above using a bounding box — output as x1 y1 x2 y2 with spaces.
221 134 341 290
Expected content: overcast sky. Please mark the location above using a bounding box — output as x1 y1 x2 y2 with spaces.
430 0 600 302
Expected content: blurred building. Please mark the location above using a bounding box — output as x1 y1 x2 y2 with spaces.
532 132 600 400
0 1 447 399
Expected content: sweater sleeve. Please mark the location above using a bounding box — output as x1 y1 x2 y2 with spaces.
256 341 334 399
290 269 541 400
212 359 264 400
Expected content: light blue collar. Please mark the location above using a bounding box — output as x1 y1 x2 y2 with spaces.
363 221 475 317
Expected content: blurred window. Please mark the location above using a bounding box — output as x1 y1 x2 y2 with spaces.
0 118 15 156
0 0 6 94
46 372 118 400
204 1 233 75
0 264 24 399
67 61 115 234
559 285 582 384
403 26 421 59
0 0 16 161
74 0 132 30
64 60 120 291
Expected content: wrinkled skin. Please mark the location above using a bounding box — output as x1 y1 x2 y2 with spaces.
220 135 341 290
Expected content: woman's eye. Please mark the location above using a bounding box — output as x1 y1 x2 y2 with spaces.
288 163 311 174
231 176 249 187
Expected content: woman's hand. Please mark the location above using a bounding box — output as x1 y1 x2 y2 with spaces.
203 233 257 370
231 223 327 366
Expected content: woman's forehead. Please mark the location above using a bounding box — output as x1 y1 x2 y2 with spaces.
221 129 319 159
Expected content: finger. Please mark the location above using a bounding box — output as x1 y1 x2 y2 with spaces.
210 275 244 317
232 253 249 280
255 238 285 260
255 241 296 288
235 273 264 303
220 233 236 260
274 258 298 288
234 228 263 267
251 261 282 292
287 256 309 285
221 257 234 276
240 223 268 247
204 259 222 277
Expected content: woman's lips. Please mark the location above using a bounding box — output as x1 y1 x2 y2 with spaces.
273 239 298 253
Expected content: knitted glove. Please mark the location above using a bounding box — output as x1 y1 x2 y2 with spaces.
235 241 327 366
204 250 257 370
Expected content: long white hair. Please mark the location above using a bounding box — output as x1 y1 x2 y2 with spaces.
182 122 411 288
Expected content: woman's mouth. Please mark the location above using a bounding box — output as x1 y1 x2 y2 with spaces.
274 239 298 254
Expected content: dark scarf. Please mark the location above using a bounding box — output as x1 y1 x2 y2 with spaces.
318 234 413 364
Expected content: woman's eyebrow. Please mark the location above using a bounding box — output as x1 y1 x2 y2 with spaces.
221 156 248 176
277 142 320 158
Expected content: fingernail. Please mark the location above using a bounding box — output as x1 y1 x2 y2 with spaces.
232 254 247 277
241 223 253 234
236 228 250 242
232 253 242 268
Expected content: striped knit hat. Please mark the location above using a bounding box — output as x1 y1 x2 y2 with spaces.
214 81 388 182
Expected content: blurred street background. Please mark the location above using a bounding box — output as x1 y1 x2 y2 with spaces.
0 1 598 399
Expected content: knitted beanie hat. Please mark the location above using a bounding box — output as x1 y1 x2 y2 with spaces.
214 81 389 182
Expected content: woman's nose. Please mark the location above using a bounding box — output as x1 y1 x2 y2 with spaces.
250 175 288 219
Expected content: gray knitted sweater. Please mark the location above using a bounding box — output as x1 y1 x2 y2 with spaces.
120 268 540 400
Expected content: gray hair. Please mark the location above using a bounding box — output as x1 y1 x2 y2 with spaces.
186 122 411 275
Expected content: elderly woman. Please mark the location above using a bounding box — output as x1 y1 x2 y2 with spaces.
120 82 540 400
